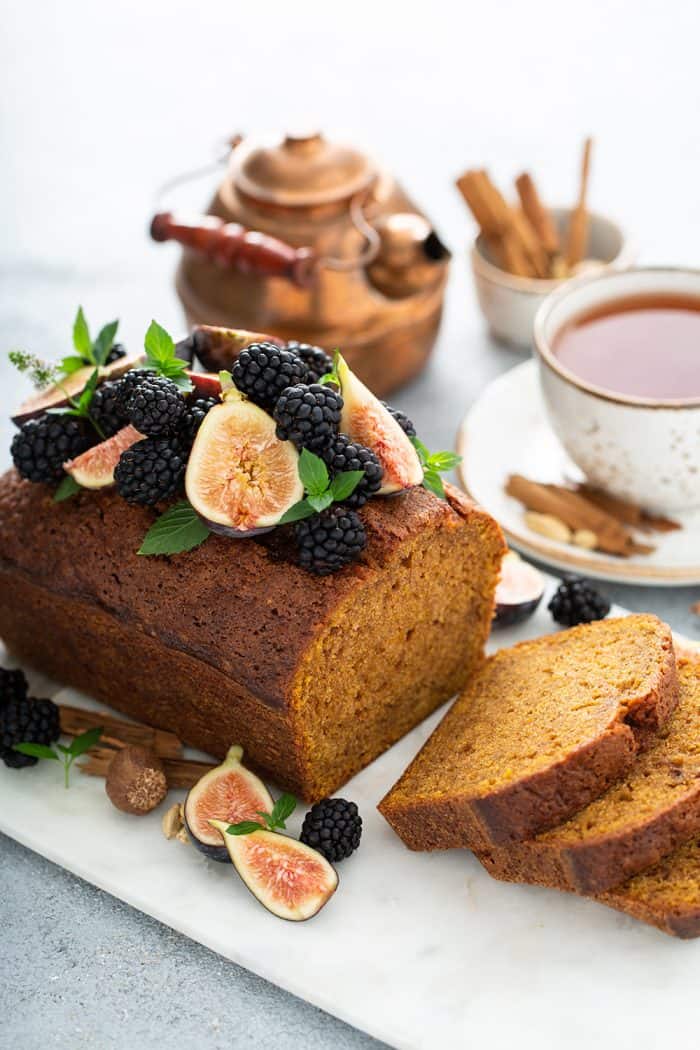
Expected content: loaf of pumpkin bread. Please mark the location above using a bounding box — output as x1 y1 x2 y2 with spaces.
0 472 505 800
378 615 678 851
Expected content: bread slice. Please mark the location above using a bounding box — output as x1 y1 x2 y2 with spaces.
476 657 700 893
378 615 678 851
598 838 700 938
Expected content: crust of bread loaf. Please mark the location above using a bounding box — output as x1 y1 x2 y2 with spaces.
0 471 505 799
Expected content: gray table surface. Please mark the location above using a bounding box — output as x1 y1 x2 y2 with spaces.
2 2 699 1047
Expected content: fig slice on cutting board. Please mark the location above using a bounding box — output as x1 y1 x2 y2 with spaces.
184 745 274 863
185 381 303 536
64 424 143 489
12 352 145 425
209 820 339 921
336 354 423 495
493 550 545 627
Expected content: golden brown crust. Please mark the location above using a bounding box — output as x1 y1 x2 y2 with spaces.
0 470 505 799
378 616 679 851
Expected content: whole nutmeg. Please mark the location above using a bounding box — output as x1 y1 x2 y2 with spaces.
106 745 168 815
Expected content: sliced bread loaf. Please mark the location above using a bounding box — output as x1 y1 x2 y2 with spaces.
476 658 700 893
598 837 700 938
378 615 678 852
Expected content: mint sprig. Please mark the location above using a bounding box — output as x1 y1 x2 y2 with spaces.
53 475 81 503
279 448 363 524
138 500 211 556
143 320 193 392
317 349 342 388
14 726 103 789
65 306 120 370
226 793 298 836
411 437 462 499
47 368 105 439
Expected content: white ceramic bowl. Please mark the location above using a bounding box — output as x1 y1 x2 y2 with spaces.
534 267 700 512
470 208 635 349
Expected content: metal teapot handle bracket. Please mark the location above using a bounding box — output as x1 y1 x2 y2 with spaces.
318 192 381 272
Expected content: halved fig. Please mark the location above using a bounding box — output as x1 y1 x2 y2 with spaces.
209 820 339 921
493 550 545 627
12 352 145 425
186 370 222 400
336 354 423 495
180 325 283 373
185 384 303 536
64 424 143 489
184 745 273 863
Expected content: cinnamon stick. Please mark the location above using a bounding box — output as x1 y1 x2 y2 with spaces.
60 705 183 760
456 169 533 276
506 475 655 556
79 748 215 789
515 172 560 256
566 136 593 268
574 484 681 533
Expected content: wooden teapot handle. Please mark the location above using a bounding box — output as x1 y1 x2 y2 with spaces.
150 212 316 288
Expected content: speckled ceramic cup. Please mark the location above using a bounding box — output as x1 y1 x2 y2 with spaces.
534 267 700 512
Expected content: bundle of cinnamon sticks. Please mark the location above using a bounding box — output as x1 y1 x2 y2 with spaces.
456 138 593 279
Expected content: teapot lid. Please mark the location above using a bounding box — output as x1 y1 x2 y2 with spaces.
231 131 377 207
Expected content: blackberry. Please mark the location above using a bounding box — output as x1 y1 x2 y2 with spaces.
179 395 219 448
113 369 154 411
295 505 366 575
300 797 362 862
114 435 188 505
11 415 92 483
0 695 60 769
285 341 333 384
89 379 130 438
104 343 127 365
273 384 343 452
548 576 611 627
382 402 416 438
321 434 383 507
0 667 28 710
125 374 186 437
232 342 306 412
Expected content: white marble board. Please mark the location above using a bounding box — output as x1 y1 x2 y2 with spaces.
1 575 697 1050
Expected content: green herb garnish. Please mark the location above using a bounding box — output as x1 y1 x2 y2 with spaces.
8 350 60 390
14 726 103 789
226 793 298 836
64 305 120 371
317 349 342 388
411 437 462 499
138 500 211 556
47 368 105 438
53 475 82 503
278 448 363 524
143 320 192 392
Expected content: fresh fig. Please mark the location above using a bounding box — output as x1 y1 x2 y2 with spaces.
493 550 545 627
185 382 303 536
209 820 338 921
64 424 142 489
184 745 273 862
180 325 283 374
12 352 145 425
336 354 423 495
186 370 222 401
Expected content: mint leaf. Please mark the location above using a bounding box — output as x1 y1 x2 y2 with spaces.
307 491 333 514
329 470 363 502
73 307 92 358
53 476 81 503
76 369 100 413
410 436 430 466
269 793 297 829
278 500 315 525
138 501 210 556
68 726 103 758
422 469 446 499
298 448 329 496
93 320 119 366
226 820 265 836
144 320 192 392
427 451 462 471
60 355 89 376
14 742 60 761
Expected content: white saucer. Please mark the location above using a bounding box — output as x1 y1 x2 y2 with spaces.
457 361 700 586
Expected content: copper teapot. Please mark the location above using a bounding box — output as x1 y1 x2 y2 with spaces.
150 131 450 396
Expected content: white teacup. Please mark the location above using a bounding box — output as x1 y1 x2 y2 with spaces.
534 267 700 513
